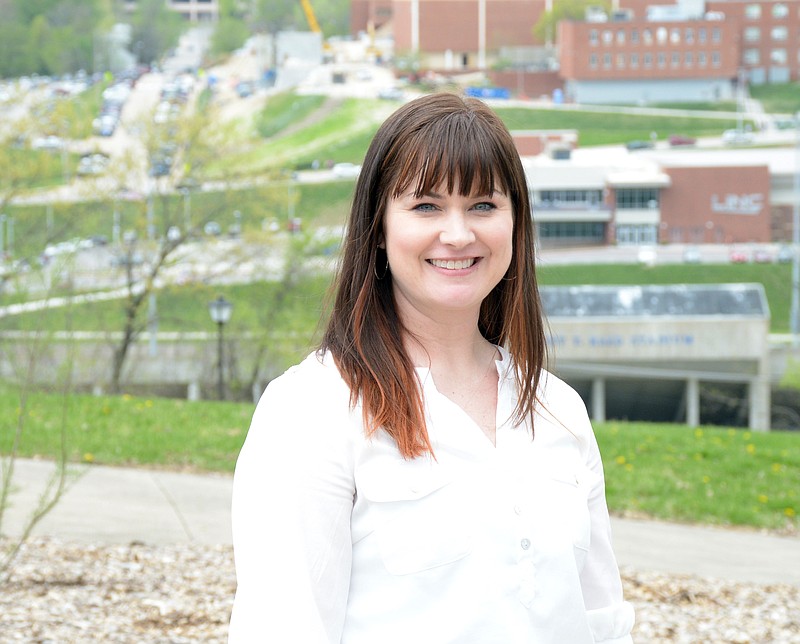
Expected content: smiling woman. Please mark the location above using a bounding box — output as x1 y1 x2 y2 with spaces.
229 93 635 643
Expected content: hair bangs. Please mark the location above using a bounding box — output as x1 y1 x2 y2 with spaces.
390 112 512 200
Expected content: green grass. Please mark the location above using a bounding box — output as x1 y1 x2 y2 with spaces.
254 91 327 139
494 106 743 145
6 262 791 335
597 421 799 533
1 387 797 532
750 82 800 115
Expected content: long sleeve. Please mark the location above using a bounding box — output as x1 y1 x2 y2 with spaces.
576 396 636 643
229 358 356 643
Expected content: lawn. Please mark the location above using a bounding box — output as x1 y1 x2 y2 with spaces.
1 387 796 533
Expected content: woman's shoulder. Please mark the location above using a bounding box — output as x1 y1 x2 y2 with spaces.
257 351 352 412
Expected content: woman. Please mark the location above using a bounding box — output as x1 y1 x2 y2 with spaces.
229 92 635 643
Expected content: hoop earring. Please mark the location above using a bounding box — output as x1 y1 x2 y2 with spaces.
374 258 389 280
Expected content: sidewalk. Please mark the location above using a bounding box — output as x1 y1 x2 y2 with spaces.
3 458 799 586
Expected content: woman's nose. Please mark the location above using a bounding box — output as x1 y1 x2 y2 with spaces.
439 212 475 246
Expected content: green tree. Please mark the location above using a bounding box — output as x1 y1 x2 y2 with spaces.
128 0 183 64
533 0 611 45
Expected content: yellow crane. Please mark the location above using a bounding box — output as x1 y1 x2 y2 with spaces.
299 0 322 34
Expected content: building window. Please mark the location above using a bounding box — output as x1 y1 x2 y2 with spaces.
744 48 760 64
771 48 788 64
670 28 681 44
712 27 721 43
657 52 666 68
772 26 788 40
538 222 606 241
590 53 598 68
643 28 653 44
685 27 694 44
617 29 626 44
698 51 707 66
744 27 761 42
698 27 707 44
631 53 640 68
616 53 626 68
773 3 788 18
644 52 653 68
539 189 603 207
712 51 721 66
685 51 693 65
590 29 598 45
745 4 761 19
631 29 639 44
671 52 680 67
616 188 660 210
657 27 668 43
603 53 612 68
603 30 613 45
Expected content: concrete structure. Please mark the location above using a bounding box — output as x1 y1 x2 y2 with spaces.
520 144 795 247
123 0 219 22
541 283 772 430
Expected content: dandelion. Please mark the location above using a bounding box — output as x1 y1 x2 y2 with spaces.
694 428 703 439
145 400 154 408
758 494 768 504
693 452 703 461
743 432 752 441
746 444 756 455
702 475 711 484
615 455 626 465
83 452 95 463
122 394 132 401
785 508 796 518
771 463 783 474
624 464 633 472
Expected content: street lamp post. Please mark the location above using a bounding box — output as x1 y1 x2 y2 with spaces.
208 295 233 400
791 110 800 345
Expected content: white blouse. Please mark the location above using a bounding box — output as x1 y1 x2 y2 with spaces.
229 348 635 643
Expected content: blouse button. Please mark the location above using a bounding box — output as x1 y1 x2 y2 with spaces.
520 538 531 550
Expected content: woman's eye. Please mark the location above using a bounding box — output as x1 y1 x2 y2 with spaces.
473 202 496 212
414 203 438 212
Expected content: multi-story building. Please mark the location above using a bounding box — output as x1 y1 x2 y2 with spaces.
558 11 740 103
703 0 800 84
520 143 788 247
352 0 800 91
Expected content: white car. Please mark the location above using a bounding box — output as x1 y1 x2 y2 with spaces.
332 162 361 179
722 129 754 145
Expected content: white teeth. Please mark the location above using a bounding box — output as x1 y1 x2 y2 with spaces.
430 258 475 270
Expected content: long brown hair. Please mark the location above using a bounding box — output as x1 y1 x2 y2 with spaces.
320 92 546 458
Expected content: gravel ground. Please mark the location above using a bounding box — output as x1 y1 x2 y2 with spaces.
2 538 799 643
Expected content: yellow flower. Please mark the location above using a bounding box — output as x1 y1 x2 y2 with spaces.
615 455 626 465
702 475 711 484
83 453 95 463
746 444 756 455
785 508 796 518
771 463 783 473
758 494 768 504
624 464 634 472
145 400 154 408
694 429 703 439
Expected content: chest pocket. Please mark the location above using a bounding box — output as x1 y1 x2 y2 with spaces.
357 465 473 576
529 467 594 568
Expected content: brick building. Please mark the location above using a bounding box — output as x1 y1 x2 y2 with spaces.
521 145 789 247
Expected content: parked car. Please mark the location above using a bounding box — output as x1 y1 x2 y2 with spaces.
332 162 361 178
31 135 64 150
682 246 702 264
753 249 773 263
729 248 749 263
625 140 654 151
777 245 794 264
668 134 696 147
722 129 754 145
77 153 109 176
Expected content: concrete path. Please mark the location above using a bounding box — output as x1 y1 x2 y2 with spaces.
2 458 798 586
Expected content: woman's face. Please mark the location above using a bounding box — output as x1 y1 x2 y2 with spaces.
382 180 514 324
